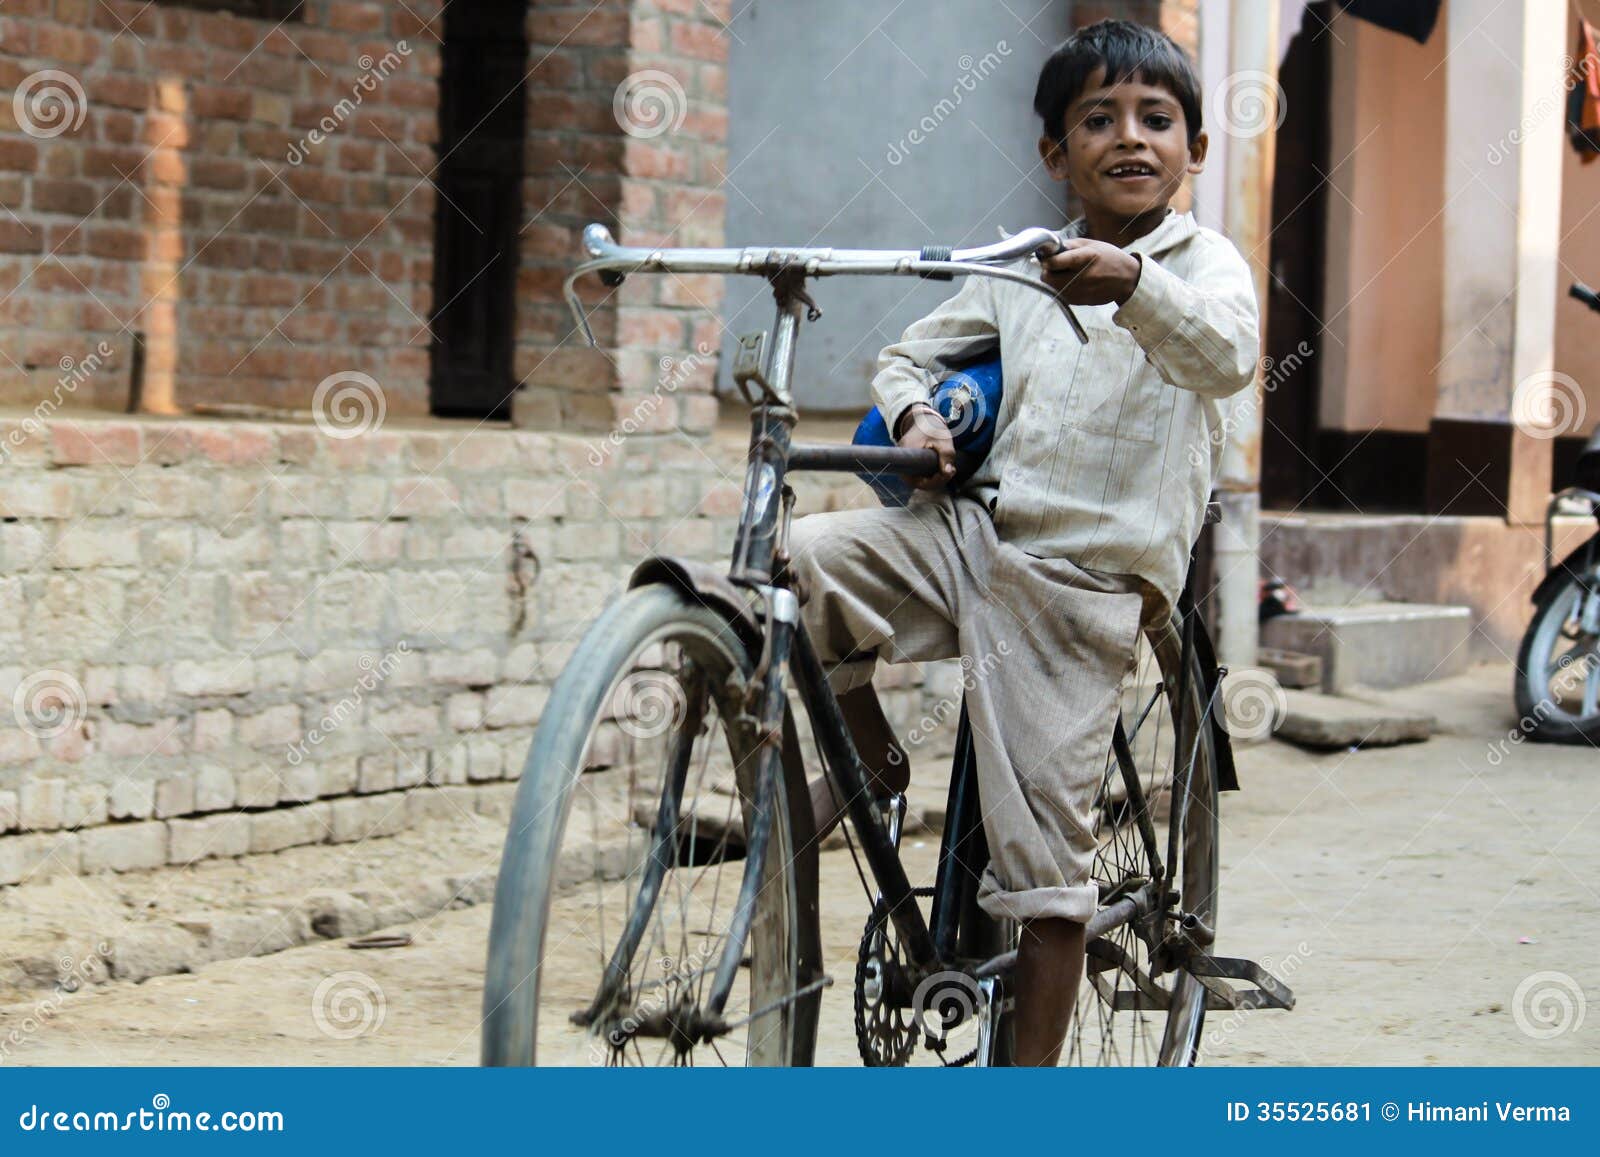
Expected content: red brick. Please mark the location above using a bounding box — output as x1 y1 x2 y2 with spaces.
100 110 141 145
616 310 688 349
327 2 385 34
195 14 261 52
0 139 39 173
50 421 143 467
670 21 727 62
528 9 629 47
190 157 249 190
86 226 143 261
622 139 691 180
0 220 43 254
32 179 97 216
192 86 253 121
95 0 161 37
33 25 102 66
89 74 151 111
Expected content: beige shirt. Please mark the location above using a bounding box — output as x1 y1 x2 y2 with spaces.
870 208 1260 617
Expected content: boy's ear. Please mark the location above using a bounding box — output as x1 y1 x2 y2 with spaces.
1038 134 1070 181
1186 130 1209 175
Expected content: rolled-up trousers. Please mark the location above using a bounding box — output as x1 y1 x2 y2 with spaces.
786 490 1147 923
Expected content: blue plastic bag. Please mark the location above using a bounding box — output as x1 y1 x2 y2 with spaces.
850 353 1003 507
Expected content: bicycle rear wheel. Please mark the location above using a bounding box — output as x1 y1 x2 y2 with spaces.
1065 617 1219 1066
481 584 822 1066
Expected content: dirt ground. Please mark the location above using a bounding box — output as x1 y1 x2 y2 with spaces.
2 662 1596 1066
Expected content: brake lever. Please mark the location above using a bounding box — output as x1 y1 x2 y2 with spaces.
1028 230 1090 344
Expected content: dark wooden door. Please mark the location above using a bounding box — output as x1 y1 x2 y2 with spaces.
429 1 529 419
1260 2 1333 508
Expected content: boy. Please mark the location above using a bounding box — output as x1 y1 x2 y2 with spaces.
785 20 1260 1065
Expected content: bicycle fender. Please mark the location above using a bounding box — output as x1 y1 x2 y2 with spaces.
1189 622 1241 794
1531 533 1600 606
628 555 765 651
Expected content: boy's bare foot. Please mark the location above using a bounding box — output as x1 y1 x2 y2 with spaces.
807 684 909 840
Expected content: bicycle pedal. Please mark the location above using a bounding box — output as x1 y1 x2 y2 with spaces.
1187 953 1296 1012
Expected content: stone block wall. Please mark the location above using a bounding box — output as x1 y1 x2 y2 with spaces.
0 412 954 884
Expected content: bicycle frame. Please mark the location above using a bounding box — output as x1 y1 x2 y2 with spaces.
569 223 1283 1028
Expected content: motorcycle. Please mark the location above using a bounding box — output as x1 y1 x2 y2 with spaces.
1514 281 1600 743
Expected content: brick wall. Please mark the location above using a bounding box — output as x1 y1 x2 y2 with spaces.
3 0 735 436
0 0 443 417
514 0 730 435
0 412 951 883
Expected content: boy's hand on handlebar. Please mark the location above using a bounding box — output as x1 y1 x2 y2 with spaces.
1040 238 1142 306
895 402 957 491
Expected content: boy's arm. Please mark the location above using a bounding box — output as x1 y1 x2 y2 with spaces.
872 273 1001 438
1111 236 1260 399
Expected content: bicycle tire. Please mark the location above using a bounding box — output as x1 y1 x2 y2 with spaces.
481 583 821 1066
1064 619 1219 1067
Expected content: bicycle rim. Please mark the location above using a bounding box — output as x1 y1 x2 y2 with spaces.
481 584 819 1066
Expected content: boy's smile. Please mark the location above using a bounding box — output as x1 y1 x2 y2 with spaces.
1038 66 1207 248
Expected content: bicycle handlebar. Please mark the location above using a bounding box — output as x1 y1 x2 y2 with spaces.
563 222 1088 345
1572 282 1600 314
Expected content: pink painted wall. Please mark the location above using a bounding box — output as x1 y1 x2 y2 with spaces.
1556 0 1600 422
1318 10 1445 434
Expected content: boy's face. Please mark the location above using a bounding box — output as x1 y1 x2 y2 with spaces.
1039 67 1206 226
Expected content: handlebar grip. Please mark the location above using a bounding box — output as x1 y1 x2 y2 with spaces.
918 246 954 280
787 443 941 477
1571 282 1600 312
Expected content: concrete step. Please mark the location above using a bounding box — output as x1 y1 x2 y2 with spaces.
1260 601 1472 694
1275 689 1435 750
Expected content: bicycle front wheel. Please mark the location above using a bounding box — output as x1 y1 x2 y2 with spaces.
481 583 821 1066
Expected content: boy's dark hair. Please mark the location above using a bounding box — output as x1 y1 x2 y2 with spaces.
1033 20 1203 144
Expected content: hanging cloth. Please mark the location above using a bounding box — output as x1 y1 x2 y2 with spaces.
1334 0 1441 44
1569 18 1600 164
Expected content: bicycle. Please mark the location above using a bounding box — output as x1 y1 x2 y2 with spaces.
480 223 1295 1066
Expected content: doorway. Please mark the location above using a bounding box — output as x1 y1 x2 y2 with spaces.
1260 2 1333 509
428 1 529 420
